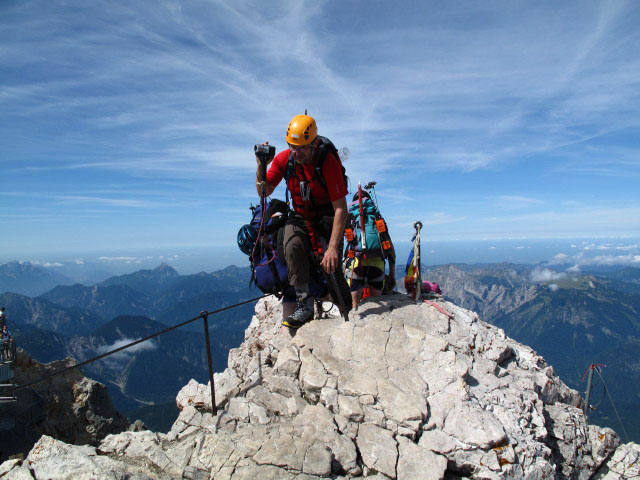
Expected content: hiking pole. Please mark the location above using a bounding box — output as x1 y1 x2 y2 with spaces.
324 269 350 322
317 238 350 323
358 184 366 253
254 143 276 256
357 183 371 294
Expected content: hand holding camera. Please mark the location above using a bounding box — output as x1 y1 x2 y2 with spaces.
254 143 276 164
255 143 276 194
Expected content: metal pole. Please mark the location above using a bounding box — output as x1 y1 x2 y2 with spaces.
200 311 217 414
584 364 594 419
414 221 423 303
259 158 267 199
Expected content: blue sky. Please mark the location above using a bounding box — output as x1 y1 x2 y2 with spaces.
2 0 640 261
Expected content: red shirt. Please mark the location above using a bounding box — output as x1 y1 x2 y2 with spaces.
266 149 348 218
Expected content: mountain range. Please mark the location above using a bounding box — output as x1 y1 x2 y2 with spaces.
2 260 639 441
1 262 257 430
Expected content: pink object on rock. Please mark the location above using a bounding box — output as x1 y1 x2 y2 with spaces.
422 281 442 294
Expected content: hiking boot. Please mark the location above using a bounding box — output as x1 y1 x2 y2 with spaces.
283 297 314 329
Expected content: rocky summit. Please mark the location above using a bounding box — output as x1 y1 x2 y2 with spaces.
2 295 639 479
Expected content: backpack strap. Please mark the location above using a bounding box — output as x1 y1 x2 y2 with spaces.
373 211 390 260
284 150 332 216
313 140 330 192
313 136 348 192
284 136 346 213
284 154 295 208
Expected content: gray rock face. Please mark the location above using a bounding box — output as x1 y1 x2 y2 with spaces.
594 442 640 479
13 349 130 446
425 264 539 320
2 295 637 479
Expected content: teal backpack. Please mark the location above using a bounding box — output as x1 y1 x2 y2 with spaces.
344 191 392 259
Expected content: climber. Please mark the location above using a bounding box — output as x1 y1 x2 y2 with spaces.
0 307 5 329
255 114 349 329
344 189 396 309
1 324 12 363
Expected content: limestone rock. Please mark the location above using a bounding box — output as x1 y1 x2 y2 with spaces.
12 349 129 447
593 442 640 479
3 435 161 479
356 423 398 478
2 295 636 480
397 436 447 480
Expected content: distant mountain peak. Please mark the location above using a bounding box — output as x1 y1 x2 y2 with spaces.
5 260 35 270
153 263 179 276
1 261 73 296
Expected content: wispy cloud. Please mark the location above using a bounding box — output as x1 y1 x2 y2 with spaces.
97 255 181 264
4 1 637 178
480 206 640 238
546 240 640 268
29 260 64 268
2 0 639 253
492 195 544 211
423 212 467 227
54 196 159 208
588 254 640 265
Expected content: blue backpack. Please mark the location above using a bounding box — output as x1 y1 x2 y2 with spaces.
248 200 288 296
249 199 325 299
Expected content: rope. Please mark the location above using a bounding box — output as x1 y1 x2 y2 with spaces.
4 294 270 397
593 366 630 443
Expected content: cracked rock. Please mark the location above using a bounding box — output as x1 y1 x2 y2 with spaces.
3 295 636 480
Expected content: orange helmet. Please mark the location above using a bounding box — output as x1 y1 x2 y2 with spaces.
286 114 317 145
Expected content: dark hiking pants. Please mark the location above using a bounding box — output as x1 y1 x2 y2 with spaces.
281 213 343 291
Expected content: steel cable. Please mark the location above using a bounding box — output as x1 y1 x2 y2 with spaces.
3 294 270 397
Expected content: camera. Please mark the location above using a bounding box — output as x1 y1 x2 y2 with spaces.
254 144 276 162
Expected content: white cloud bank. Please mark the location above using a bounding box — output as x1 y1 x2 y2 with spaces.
531 267 567 283
97 337 157 360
